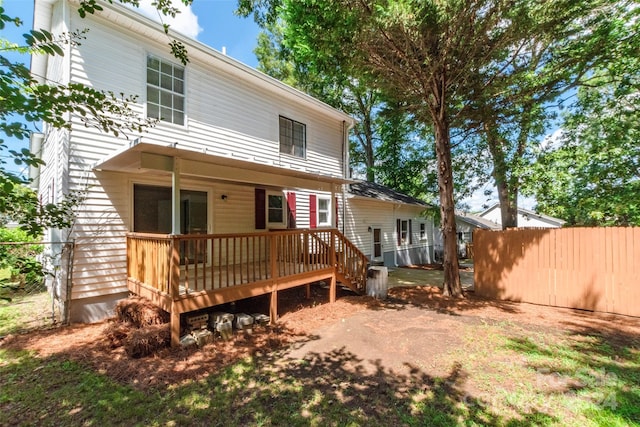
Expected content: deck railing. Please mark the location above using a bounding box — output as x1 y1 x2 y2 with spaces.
127 229 368 346
126 228 366 297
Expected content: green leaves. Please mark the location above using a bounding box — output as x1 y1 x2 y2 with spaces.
0 5 158 237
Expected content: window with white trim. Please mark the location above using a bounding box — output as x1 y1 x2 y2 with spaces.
400 220 408 243
279 116 306 158
317 196 331 226
147 55 185 125
267 192 285 226
420 223 426 239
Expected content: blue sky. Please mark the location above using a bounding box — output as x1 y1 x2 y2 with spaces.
2 0 261 67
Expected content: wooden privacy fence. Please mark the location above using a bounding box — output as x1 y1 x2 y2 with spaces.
474 227 640 317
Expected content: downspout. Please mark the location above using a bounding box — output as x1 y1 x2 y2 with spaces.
341 119 353 235
393 204 398 267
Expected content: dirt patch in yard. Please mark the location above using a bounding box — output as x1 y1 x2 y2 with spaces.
2 284 639 391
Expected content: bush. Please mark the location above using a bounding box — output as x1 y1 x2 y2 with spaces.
0 228 45 293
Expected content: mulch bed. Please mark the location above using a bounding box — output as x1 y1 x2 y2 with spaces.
2 284 638 390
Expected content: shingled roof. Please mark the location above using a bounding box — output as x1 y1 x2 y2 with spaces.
347 181 430 207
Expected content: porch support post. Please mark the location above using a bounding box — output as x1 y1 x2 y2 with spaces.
329 230 337 303
172 157 181 235
330 185 336 229
169 236 181 347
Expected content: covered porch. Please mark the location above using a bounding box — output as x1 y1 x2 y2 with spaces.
127 228 367 346
95 140 367 345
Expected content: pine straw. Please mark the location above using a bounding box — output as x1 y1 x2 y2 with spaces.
114 296 169 328
124 323 171 358
3 286 639 391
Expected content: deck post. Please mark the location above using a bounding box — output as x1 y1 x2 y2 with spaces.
270 290 278 324
170 236 181 347
170 304 180 347
329 274 336 303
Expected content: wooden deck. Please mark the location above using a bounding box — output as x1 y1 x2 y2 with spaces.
126 229 368 346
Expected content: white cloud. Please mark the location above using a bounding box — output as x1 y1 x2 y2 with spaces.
134 0 202 40
540 128 564 151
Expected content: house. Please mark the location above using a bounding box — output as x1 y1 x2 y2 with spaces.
343 181 436 266
31 0 368 345
479 203 566 229
452 211 501 259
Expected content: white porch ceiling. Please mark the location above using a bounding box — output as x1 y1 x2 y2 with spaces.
93 141 350 192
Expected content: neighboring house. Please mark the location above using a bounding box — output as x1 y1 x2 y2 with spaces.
453 211 501 259
479 203 566 229
343 181 436 267
431 212 499 260
455 211 501 241
31 0 366 337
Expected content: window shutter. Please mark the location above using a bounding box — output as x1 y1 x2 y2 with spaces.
287 192 297 229
309 194 317 228
335 196 339 228
255 188 266 229
396 218 401 246
409 219 413 244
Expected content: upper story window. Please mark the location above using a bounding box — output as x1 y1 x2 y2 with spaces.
317 196 331 226
147 55 185 125
279 116 306 158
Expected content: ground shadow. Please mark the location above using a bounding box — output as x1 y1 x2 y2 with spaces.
0 341 558 426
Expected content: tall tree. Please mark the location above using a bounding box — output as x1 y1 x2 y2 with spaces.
239 0 618 296
525 5 640 225
464 1 625 229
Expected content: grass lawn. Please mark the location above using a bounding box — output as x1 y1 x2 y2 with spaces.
0 291 57 336
0 297 638 426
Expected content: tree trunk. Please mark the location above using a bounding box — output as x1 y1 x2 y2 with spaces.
497 182 518 229
365 140 375 182
484 123 518 229
434 116 463 298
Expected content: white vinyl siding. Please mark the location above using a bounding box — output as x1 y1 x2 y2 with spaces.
39 3 352 321
343 197 434 265
67 7 345 178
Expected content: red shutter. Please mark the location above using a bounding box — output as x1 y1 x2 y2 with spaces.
396 218 401 246
309 194 317 228
255 188 266 230
335 196 339 228
287 192 297 229
409 219 413 244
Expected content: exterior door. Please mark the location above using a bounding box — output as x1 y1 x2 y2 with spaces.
133 184 208 264
372 227 383 262
180 191 208 264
